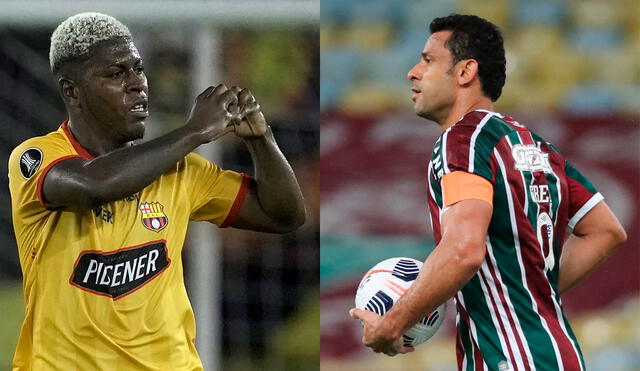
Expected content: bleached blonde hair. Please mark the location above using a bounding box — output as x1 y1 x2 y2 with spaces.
49 12 132 73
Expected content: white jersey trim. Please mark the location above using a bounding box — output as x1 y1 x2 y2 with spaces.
442 130 450 174
468 112 495 174
568 192 604 229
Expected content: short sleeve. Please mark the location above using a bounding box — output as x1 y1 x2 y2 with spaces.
182 153 250 226
8 135 78 220
441 121 497 184
565 160 603 229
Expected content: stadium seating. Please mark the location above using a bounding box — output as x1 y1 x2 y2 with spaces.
320 0 639 114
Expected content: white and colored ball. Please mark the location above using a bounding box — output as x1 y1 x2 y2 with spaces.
355 257 446 347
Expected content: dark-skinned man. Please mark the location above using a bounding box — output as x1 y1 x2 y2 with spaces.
8 12 305 370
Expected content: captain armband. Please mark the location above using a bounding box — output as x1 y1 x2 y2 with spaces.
442 171 493 207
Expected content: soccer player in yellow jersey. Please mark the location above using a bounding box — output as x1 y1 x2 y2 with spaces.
8 12 305 370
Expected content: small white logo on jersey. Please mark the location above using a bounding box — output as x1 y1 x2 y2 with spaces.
19 147 43 179
497 361 513 371
511 144 552 173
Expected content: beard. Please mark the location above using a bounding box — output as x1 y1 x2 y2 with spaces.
415 99 445 124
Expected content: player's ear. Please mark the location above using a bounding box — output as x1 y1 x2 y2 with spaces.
58 76 80 107
457 59 478 86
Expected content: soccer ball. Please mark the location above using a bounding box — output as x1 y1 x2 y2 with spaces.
355 257 446 347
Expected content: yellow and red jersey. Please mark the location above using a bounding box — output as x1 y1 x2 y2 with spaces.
8 121 248 370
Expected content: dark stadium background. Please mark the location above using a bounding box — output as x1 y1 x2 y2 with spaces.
0 2 319 370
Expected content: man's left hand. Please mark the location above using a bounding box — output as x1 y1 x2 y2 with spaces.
349 308 415 356
229 88 268 138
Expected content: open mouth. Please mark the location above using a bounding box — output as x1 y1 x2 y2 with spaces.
130 103 146 112
129 101 149 117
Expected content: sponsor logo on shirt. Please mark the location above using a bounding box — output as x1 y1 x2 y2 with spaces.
529 184 550 204
139 201 169 232
92 205 114 224
123 193 139 202
19 147 43 179
69 240 170 300
511 144 553 173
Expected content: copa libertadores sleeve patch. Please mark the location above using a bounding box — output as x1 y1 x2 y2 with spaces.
19 147 43 179
69 240 171 300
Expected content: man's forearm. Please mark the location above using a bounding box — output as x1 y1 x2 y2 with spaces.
243 126 305 227
79 126 203 204
558 202 627 293
558 233 623 293
380 238 484 338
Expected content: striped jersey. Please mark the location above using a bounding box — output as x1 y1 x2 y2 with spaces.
9 121 249 370
426 110 602 371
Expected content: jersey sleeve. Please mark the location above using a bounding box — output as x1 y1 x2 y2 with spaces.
441 122 497 184
8 135 78 220
182 153 250 226
565 160 603 229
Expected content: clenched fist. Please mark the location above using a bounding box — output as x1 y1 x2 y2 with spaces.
229 88 268 138
186 84 239 142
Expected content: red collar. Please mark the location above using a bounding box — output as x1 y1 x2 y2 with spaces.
61 121 95 159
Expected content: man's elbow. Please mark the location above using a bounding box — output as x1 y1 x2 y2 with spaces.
276 206 306 233
80 180 116 209
462 249 485 273
453 239 486 273
53 182 109 210
610 224 627 247
294 206 307 229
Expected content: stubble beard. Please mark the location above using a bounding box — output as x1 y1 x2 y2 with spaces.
415 98 444 124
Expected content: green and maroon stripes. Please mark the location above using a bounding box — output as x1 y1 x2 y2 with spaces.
441 112 512 185
493 140 568 370
456 294 488 370
495 129 586 370
427 111 593 370
427 161 442 241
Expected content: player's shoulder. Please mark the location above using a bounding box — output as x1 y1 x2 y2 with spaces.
11 126 68 156
176 152 222 174
9 127 70 170
446 110 515 145
182 152 211 168
183 152 207 163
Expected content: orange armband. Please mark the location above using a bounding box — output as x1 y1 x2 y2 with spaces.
443 171 493 206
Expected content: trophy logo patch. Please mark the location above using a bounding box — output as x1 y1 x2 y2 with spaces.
139 202 168 232
19 147 43 179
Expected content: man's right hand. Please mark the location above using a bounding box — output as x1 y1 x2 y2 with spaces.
349 308 414 357
186 84 240 143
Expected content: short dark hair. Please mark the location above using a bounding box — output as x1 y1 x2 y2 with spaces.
430 14 506 101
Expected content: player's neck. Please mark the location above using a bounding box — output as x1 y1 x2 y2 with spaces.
439 97 494 132
67 116 130 157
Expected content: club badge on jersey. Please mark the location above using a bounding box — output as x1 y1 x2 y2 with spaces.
139 202 169 232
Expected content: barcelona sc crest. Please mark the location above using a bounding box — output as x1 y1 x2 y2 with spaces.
139 202 169 232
